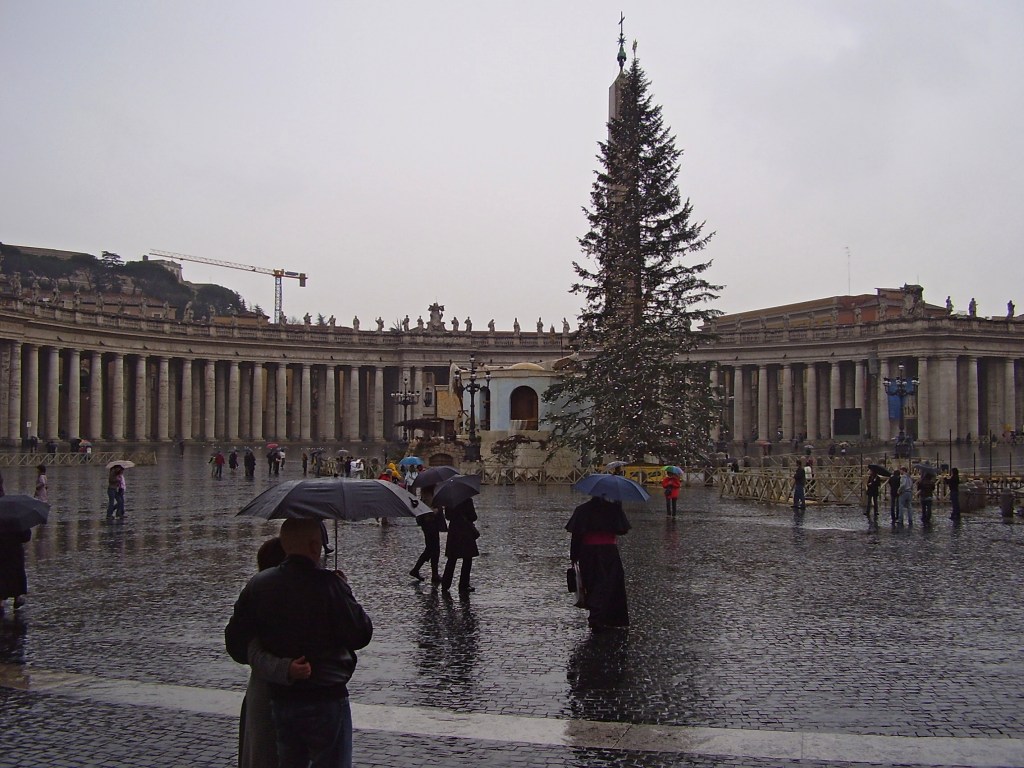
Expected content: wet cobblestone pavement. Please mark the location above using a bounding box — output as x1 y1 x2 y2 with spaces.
1 448 1023 766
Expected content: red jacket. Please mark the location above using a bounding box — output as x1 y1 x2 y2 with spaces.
661 474 681 499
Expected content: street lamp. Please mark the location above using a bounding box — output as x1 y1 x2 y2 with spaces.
454 354 490 461
390 377 420 442
883 363 918 459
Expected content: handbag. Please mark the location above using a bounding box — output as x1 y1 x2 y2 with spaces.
572 561 587 609
566 566 577 593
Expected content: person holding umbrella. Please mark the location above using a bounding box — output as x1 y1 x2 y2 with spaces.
661 468 681 516
440 494 480 595
864 467 882 518
566 483 632 631
0 493 49 617
106 465 126 519
409 487 445 585
33 465 47 503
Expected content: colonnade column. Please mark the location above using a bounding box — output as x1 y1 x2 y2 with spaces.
323 365 336 440
781 364 793 442
917 357 929 441
345 366 359 440
23 345 39 441
88 352 102 440
1004 358 1017 435
110 353 125 441
966 357 979 441
805 364 818 441
275 363 287 441
133 356 147 440
44 347 59 440
7 342 22 442
854 361 866 436
828 361 840 440
877 359 890 441
204 360 217 440
228 361 240 441
412 367 424 421
180 359 193 441
757 365 769 442
732 367 745 446
937 356 955 441
157 357 170 441
239 365 251 439
300 364 311 440
372 366 384 440
66 348 81 441
251 363 264 442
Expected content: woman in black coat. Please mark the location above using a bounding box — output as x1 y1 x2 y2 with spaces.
441 498 479 594
566 495 630 630
410 489 446 584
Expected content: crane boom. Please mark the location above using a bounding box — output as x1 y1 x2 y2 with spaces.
148 249 306 324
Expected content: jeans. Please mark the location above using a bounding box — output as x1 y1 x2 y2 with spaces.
899 491 913 525
106 489 125 517
271 696 352 768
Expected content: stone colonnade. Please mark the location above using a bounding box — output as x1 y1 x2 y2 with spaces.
0 342 442 444
713 354 1022 445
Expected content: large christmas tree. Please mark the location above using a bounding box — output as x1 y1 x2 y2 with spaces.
545 42 721 465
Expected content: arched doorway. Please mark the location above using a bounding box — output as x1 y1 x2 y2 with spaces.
510 386 539 430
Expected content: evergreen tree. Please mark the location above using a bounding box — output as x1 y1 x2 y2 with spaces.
544 53 722 465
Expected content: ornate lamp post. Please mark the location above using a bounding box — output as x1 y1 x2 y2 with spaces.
455 354 490 461
390 377 420 442
883 363 918 459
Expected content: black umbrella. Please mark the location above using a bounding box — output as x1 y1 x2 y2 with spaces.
431 474 481 509
411 466 459 490
914 463 938 476
867 463 892 477
238 478 423 521
572 473 650 503
0 495 50 533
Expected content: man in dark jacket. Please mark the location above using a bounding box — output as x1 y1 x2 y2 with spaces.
226 518 373 768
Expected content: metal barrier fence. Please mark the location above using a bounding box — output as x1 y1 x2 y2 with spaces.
0 451 158 467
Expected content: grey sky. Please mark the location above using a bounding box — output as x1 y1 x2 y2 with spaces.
2 1 1022 327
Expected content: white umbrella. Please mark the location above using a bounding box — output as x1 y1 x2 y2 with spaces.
106 460 136 470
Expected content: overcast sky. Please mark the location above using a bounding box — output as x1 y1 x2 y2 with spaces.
2 1 1022 327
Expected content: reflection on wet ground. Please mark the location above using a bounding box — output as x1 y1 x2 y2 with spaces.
1 447 1023 766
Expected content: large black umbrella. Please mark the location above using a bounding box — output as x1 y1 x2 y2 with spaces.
411 466 460 490
572 473 650 503
238 478 423 521
431 474 481 509
0 495 50 533
867 463 892 477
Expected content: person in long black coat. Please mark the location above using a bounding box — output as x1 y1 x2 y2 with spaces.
0 529 30 616
441 498 479 594
566 496 630 630
410 489 445 584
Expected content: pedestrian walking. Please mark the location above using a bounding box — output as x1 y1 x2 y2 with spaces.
244 449 256 478
440 498 479 595
792 460 806 510
106 465 126 518
226 518 373 768
213 451 226 479
566 494 630 631
898 467 914 526
301 451 308 477
946 467 961 520
887 469 901 524
409 489 445 585
229 449 239 472
864 468 881 518
661 471 681 516
918 471 936 523
238 537 312 768
0 527 31 618
34 465 47 503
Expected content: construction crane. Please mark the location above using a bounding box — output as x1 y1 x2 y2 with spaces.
148 249 306 324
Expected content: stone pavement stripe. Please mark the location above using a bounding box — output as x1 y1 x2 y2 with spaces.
3 663 1022 767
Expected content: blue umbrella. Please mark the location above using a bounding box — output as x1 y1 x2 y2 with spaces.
571 474 650 503
398 456 423 467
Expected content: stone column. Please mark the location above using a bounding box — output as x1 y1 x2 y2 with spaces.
215 363 227 439
44 347 59 440
228 361 240 441
300 364 312 440
239 364 251 439
732 367 746 446
828 361 840 439
757 365 769 442
412 367 424 422
806 364 818 442
89 352 102 440
917 357 930 442
23 345 39 442
7 342 22 443
180 359 193 441
372 366 385 440
156 357 170 441
323 365 337 440
345 366 359 440
110 353 125 441
854 361 866 437
877 359 891 441
251 363 264 442
781 364 793 442
1004 358 1017 436
966 356 979 442
132 356 147 440
275 363 288 440
204 360 217 440
66 348 81 441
